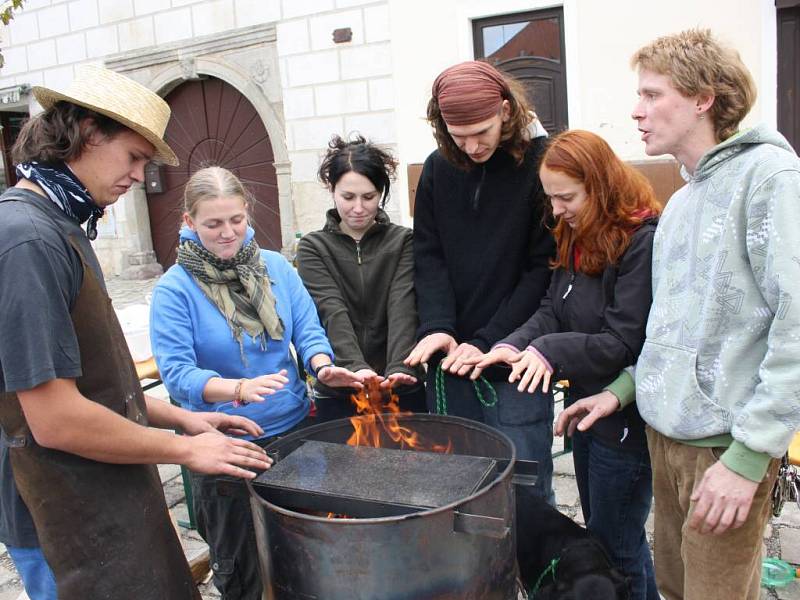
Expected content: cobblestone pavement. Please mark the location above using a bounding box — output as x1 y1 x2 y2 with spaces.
0 275 797 599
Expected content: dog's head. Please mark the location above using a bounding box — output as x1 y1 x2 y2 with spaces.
535 572 629 600
531 538 630 600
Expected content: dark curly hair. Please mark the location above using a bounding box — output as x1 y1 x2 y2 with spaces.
12 101 129 165
318 134 398 207
427 70 534 171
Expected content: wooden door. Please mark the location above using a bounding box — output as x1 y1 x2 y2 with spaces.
778 2 800 151
0 111 28 191
147 77 280 268
473 8 568 134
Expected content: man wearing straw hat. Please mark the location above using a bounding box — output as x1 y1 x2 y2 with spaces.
0 65 271 599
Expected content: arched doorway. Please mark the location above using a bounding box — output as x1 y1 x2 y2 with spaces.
147 76 280 268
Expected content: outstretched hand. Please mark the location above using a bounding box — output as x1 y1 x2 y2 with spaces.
404 333 457 367
240 370 289 403
318 365 367 389
381 372 418 389
508 350 552 393
464 346 519 380
554 390 620 437
181 411 265 438
439 342 483 377
183 432 272 479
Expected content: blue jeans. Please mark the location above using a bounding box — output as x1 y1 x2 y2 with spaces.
426 369 554 504
7 546 57 600
571 431 658 600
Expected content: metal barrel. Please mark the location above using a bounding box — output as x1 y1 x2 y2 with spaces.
248 414 520 600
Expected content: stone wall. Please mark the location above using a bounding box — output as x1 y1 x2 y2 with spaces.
273 0 399 235
0 0 398 275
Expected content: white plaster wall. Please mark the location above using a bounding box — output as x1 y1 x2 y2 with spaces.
388 0 778 212
275 0 400 236
0 0 781 253
571 0 776 161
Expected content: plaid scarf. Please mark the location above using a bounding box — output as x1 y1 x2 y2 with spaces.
176 237 284 364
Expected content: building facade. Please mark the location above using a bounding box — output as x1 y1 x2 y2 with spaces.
0 0 788 277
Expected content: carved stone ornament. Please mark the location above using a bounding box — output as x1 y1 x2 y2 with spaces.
179 56 198 80
251 59 269 85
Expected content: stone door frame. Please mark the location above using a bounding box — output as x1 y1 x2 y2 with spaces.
104 22 293 275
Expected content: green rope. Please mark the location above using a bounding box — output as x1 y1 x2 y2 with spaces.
434 364 497 415
529 557 560 596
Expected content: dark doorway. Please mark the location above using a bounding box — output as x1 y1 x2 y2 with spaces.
473 8 568 134
147 77 280 269
0 111 28 191
778 1 800 151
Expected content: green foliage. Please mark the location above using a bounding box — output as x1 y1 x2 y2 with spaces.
0 0 25 26
0 0 26 69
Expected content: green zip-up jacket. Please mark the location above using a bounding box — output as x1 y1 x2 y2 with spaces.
297 209 423 397
636 124 800 481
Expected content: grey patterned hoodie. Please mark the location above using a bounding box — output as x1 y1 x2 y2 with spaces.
636 124 800 475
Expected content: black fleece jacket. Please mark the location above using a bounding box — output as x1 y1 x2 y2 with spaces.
413 139 555 352
499 219 658 450
297 209 423 398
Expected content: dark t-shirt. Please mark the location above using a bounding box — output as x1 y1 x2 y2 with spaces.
0 189 96 547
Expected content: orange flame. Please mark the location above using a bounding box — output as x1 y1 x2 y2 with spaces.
346 379 452 453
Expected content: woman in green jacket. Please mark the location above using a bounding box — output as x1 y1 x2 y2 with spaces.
297 135 426 420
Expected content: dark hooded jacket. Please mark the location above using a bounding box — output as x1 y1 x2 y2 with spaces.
499 218 658 450
413 138 555 353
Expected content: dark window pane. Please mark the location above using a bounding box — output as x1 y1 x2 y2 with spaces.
482 17 561 63
482 22 527 56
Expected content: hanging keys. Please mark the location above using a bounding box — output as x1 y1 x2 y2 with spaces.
773 456 799 517
773 469 788 517
790 472 800 510
774 457 790 517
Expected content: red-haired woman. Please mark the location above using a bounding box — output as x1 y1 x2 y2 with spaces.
466 129 662 600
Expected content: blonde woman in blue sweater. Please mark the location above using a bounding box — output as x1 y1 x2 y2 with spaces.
150 166 363 600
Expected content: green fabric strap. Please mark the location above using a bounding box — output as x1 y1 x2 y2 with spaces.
530 557 560 595
434 364 497 415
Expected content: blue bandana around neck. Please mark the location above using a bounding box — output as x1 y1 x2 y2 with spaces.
15 161 105 240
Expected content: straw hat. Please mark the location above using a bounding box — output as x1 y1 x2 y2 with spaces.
32 64 179 166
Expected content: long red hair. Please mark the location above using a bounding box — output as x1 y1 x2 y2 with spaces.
542 130 662 276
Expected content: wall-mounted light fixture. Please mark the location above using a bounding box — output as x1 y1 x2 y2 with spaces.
332 27 353 44
144 162 164 194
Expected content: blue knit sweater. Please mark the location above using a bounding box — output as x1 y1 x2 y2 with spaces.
150 227 333 438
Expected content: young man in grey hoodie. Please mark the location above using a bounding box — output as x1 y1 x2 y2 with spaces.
557 28 800 600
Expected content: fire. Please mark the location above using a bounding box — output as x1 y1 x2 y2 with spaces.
346 378 452 453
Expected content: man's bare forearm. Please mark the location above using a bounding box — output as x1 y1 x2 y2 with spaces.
18 378 191 465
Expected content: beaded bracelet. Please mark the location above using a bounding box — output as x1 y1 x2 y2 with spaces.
232 378 248 407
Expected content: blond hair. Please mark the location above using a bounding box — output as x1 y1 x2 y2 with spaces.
183 166 253 217
631 28 756 141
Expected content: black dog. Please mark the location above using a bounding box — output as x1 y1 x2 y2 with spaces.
515 483 630 599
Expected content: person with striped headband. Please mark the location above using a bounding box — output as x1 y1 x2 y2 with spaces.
405 60 556 503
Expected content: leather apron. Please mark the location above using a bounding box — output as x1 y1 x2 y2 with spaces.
0 196 200 599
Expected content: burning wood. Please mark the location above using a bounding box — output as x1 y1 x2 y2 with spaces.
346 379 451 453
